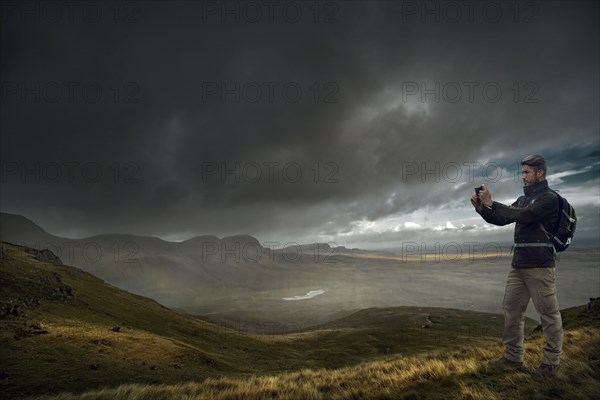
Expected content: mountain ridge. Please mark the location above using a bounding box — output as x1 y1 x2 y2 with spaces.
0 212 328 250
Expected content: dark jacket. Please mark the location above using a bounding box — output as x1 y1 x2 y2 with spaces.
477 180 559 268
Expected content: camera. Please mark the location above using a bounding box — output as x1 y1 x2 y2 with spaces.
474 185 484 197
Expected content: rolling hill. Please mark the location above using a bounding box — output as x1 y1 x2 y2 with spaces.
1 242 599 399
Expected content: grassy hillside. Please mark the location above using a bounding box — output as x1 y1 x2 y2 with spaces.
20 317 600 400
1 242 599 400
0 242 272 398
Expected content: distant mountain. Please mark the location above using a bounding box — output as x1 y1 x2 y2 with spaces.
0 213 264 255
0 213 353 321
0 213 56 245
0 213 382 326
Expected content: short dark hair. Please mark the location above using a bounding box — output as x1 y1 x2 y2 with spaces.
521 154 547 177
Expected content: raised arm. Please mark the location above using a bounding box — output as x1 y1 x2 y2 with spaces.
488 192 558 224
476 198 520 226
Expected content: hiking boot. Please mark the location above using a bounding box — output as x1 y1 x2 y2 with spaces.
532 363 560 376
489 357 524 370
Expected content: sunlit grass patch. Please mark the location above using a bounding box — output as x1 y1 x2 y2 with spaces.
25 327 600 400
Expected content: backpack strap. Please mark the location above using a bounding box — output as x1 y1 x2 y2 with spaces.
529 187 559 246
513 243 554 248
537 188 564 252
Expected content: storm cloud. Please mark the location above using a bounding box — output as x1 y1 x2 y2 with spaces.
1 1 598 248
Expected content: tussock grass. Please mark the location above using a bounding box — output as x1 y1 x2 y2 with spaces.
26 327 600 400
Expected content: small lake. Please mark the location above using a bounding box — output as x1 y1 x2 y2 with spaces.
283 290 325 301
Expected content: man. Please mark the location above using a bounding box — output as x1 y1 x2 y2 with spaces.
470 154 563 376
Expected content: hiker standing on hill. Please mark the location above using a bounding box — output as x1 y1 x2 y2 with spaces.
470 155 563 376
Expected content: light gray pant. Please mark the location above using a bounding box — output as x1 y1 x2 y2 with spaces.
502 267 563 365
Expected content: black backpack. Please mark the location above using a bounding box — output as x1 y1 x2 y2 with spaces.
538 189 577 252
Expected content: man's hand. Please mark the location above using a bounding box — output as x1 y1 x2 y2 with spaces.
470 192 480 208
471 184 493 209
479 184 493 207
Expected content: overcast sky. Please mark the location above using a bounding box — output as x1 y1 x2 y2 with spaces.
1 1 599 251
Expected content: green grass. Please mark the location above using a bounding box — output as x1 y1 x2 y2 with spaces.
19 327 600 400
1 242 599 400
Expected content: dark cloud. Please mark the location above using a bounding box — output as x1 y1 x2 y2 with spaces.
1 1 598 245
